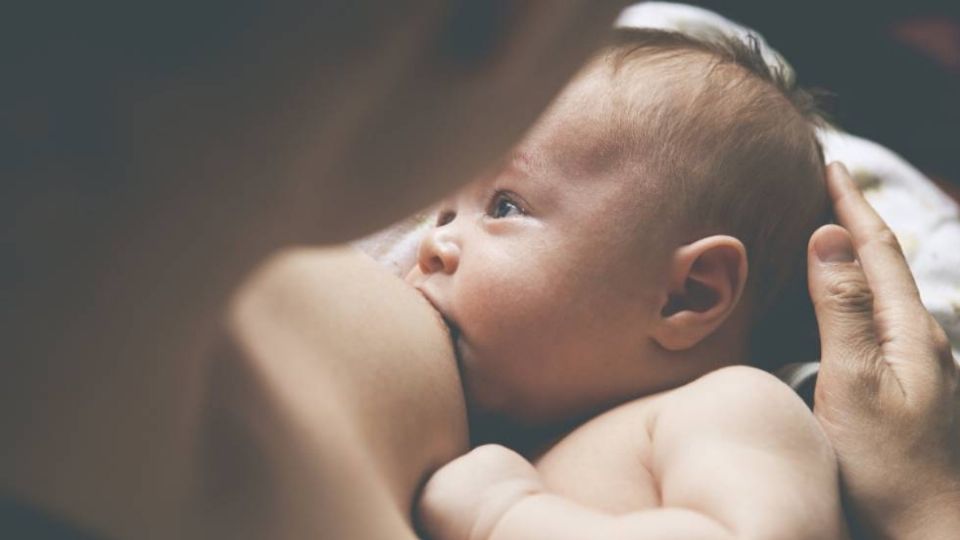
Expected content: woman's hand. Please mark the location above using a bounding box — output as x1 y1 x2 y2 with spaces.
416 444 543 540
808 162 960 539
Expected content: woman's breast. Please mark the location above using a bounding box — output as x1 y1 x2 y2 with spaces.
225 247 470 513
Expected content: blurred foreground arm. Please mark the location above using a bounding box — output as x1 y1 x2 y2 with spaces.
4 2 629 538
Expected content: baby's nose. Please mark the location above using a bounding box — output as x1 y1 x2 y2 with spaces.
417 226 460 275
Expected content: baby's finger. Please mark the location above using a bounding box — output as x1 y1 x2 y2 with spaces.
825 162 926 322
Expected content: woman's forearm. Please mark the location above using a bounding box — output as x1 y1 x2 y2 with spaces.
5 2 629 536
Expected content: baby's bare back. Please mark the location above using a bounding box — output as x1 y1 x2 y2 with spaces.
531 366 849 540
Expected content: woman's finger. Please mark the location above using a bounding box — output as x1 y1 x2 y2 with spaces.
825 162 927 322
822 162 948 396
807 224 884 392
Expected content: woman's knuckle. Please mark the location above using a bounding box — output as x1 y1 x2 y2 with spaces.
829 346 882 395
920 318 958 371
824 278 875 314
938 345 958 377
927 320 952 355
856 358 885 395
871 227 903 252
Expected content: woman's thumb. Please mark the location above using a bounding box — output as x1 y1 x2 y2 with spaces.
808 225 879 376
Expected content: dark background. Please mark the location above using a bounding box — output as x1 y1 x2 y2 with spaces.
696 0 960 201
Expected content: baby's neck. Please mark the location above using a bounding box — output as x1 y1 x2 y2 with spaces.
469 338 753 456
467 405 591 457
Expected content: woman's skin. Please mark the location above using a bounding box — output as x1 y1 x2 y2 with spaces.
2 1 958 538
203 246 468 539
808 163 960 540
4 2 631 538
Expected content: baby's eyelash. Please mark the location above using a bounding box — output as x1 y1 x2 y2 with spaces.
436 210 456 227
486 190 527 219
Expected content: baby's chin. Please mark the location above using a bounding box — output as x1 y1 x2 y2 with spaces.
457 349 514 420
458 353 571 428
463 372 588 452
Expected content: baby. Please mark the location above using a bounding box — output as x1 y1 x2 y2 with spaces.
406 29 847 540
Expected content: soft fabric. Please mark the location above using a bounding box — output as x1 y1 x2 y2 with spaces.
353 211 433 278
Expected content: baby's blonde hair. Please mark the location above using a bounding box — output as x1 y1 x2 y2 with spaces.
595 28 831 368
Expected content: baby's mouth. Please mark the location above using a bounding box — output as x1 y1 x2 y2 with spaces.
442 314 462 346
445 318 465 371
436 308 463 361
415 288 464 361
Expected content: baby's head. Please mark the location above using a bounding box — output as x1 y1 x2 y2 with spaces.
407 28 828 426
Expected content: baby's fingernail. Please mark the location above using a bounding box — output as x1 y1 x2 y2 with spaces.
815 227 855 263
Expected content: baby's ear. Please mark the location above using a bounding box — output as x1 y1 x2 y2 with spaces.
651 235 748 351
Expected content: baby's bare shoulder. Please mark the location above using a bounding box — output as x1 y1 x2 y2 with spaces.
541 366 813 457
533 394 664 513
535 366 844 536
656 365 823 446
562 366 814 444
649 366 846 540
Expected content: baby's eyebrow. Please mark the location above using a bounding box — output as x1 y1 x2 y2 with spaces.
505 149 540 178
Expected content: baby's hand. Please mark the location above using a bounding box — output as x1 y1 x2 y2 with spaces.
416 444 544 540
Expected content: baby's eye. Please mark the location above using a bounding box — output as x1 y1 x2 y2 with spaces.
487 191 525 219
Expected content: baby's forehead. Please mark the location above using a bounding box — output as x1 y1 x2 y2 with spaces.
498 68 682 228
525 59 689 180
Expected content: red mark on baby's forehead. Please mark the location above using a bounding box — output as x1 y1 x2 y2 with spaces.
504 149 543 177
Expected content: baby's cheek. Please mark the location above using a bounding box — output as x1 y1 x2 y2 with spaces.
460 273 525 340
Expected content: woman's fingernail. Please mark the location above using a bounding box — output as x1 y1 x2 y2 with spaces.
815 227 855 263
830 162 857 190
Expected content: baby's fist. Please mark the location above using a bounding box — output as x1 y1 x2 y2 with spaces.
416 444 543 540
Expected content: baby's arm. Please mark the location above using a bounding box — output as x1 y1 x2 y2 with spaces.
649 366 848 540
418 366 847 540
417 445 733 540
